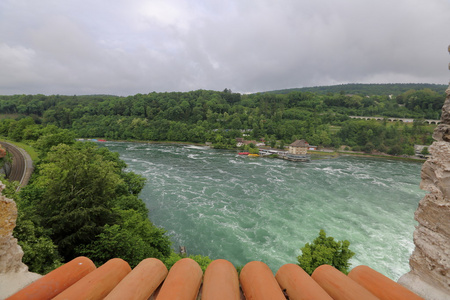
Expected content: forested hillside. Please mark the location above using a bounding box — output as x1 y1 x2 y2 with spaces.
0 85 445 155
265 83 448 96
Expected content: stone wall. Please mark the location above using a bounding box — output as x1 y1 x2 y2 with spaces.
398 47 450 299
0 181 27 273
0 181 41 298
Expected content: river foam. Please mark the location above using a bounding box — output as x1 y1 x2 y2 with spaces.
102 142 424 280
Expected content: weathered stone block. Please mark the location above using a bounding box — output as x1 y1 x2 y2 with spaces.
409 227 450 291
0 182 27 274
419 142 450 198
0 197 17 237
440 97 450 125
432 124 450 142
415 193 450 238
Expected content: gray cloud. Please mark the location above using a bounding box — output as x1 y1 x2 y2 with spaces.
0 0 449 95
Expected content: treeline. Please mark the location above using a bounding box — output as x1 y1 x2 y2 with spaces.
1 123 211 274
0 86 444 155
266 83 448 96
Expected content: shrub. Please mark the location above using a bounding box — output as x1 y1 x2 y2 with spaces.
297 229 355 275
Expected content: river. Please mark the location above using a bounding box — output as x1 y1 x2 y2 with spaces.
102 141 425 280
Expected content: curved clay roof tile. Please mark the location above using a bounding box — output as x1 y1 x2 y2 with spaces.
348 265 424 300
53 258 131 300
240 261 286 300
202 259 240 300
311 264 379 300
105 258 168 300
156 258 203 300
6 256 96 300
276 263 332 300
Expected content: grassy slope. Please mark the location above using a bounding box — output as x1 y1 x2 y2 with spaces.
0 138 38 161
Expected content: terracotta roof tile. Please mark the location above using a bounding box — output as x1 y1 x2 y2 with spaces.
7 256 424 300
276 263 332 300
202 259 240 300
156 258 203 300
240 261 285 300
53 258 131 300
348 265 424 300
6 256 96 300
311 264 379 300
105 258 167 300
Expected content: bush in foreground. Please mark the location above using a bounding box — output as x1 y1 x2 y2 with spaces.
297 229 355 275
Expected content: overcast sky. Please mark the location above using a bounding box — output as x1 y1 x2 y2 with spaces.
0 0 449 95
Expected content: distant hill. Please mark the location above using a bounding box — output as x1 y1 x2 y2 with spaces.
264 83 448 96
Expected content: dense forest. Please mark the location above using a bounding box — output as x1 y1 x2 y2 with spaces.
266 83 447 96
0 83 445 155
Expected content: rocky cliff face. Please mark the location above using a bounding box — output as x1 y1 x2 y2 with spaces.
0 181 41 298
398 51 450 299
0 181 27 273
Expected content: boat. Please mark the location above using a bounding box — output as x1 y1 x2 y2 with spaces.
248 154 260 157
239 152 250 155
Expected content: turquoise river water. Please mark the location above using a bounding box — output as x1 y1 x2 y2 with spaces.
102 142 426 280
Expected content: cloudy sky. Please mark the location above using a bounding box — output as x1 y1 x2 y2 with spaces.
0 0 449 95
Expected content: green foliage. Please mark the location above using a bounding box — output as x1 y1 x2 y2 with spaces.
0 86 442 155
76 209 171 268
14 214 62 274
404 145 415 156
297 229 355 275
119 171 146 195
35 129 75 154
242 143 260 154
15 138 171 269
7 177 62 274
112 195 148 217
266 83 447 96
32 143 121 259
421 147 430 155
163 252 213 273
0 174 19 198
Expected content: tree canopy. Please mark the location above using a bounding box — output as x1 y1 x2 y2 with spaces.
297 229 355 275
9 126 174 270
0 85 442 154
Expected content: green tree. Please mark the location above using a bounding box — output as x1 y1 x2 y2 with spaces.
388 144 403 156
297 229 355 275
76 209 171 268
14 216 62 274
35 128 76 154
15 139 172 269
8 117 35 141
403 145 415 156
363 142 375 153
33 142 122 259
421 147 430 156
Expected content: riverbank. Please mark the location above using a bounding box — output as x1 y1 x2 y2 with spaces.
334 151 426 163
85 138 427 163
